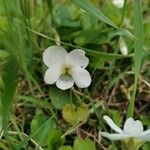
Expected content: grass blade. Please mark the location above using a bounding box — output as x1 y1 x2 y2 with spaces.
127 0 143 117
1 57 17 130
0 56 18 149
71 0 117 28
27 28 133 61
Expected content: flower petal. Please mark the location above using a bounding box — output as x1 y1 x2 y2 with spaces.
44 64 61 84
112 0 124 8
132 120 144 135
56 76 74 90
43 46 67 67
103 115 123 134
140 129 150 136
138 134 150 142
66 49 89 68
72 68 91 88
124 118 143 135
101 132 130 140
123 118 135 134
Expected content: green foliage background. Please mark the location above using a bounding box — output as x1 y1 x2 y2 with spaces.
0 0 149 149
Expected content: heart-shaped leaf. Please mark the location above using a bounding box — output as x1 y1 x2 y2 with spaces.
74 138 96 150
62 104 89 125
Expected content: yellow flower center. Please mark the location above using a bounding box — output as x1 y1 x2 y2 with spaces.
61 64 72 76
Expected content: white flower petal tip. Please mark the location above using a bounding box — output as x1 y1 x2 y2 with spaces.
103 115 123 134
101 115 150 142
43 46 91 90
112 0 124 8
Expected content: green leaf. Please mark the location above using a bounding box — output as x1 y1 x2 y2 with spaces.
109 109 122 127
71 0 117 28
49 87 71 109
142 143 150 150
127 0 143 118
47 129 64 150
0 50 9 59
62 104 89 125
74 29 111 46
74 138 96 150
58 146 73 150
31 109 56 146
89 57 105 69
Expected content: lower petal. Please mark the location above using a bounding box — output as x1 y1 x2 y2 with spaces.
72 68 91 88
56 76 74 90
44 65 61 84
101 132 130 140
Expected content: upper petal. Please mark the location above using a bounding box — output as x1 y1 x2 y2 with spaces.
132 120 144 135
56 76 74 90
43 46 67 67
44 64 61 84
101 132 130 140
123 118 143 135
103 115 123 134
123 118 135 134
66 49 89 68
72 68 91 88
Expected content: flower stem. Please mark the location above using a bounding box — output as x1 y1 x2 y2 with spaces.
122 139 144 150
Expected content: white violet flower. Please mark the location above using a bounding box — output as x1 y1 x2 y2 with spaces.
43 46 91 90
112 0 124 8
101 115 150 142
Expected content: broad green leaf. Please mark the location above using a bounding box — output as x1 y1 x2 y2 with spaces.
110 109 122 127
0 50 9 59
140 115 150 126
47 129 64 150
58 146 73 150
31 109 56 146
62 104 89 125
127 0 143 117
71 0 117 28
55 3 80 27
0 16 7 29
74 29 110 46
49 87 71 109
89 57 105 69
142 143 150 150
74 138 96 150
